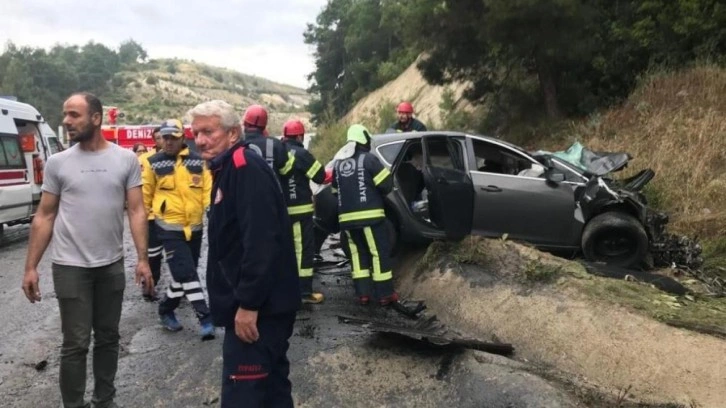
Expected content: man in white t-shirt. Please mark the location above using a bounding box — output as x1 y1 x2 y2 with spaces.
21 92 153 408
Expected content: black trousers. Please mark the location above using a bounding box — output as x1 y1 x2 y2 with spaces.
291 215 315 295
148 220 163 287
344 221 394 300
221 313 296 408
157 229 211 325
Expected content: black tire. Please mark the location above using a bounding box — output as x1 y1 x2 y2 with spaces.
581 212 649 269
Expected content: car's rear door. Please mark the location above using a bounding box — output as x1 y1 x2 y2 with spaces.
421 135 473 240
467 136 582 247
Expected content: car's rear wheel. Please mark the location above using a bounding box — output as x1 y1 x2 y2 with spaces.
581 212 648 269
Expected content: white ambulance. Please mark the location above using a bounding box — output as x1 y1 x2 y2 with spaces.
0 98 63 234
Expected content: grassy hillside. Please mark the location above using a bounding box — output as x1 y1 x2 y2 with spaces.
105 59 312 134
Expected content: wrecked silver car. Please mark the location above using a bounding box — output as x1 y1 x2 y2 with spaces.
313 132 700 269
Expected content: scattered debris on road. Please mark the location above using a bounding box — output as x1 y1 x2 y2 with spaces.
337 313 514 356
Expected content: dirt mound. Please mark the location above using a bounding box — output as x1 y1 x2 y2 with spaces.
395 238 726 407
343 55 473 127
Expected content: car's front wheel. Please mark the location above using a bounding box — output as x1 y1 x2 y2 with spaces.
581 212 649 269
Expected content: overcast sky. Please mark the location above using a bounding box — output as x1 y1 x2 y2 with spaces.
0 0 327 88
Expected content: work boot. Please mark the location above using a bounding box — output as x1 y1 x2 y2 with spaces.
160 312 183 332
200 322 215 341
302 292 325 304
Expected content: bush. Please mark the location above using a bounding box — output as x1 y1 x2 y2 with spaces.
145 75 158 85
309 121 350 164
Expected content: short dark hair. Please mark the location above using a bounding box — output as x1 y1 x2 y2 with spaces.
70 92 103 117
152 126 161 134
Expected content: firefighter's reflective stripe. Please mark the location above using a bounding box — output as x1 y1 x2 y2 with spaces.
265 138 274 168
155 218 203 237
288 203 314 216
339 209 385 223
346 231 370 280
280 151 295 175
306 161 322 180
293 221 313 278
363 226 393 282
373 168 390 186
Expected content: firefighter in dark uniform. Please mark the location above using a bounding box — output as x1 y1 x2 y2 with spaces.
389 101 427 132
189 100 300 407
242 104 295 182
280 119 328 304
142 119 215 339
332 124 398 305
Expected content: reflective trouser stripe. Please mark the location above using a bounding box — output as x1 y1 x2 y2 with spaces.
167 281 184 299
363 226 393 282
373 168 391 186
280 151 295 175
346 231 370 280
148 245 163 257
293 221 314 278
182 281 201 290
306 161 322 179
186 292 205 302
339 209 385 223
288 204 314 216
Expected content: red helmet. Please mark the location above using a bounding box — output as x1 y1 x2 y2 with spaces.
243 105 268 128
283 120 305 138
396 101 414 114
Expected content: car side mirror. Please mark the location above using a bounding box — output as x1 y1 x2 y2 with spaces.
544 169 565 184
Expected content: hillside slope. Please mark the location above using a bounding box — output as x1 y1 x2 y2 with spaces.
106 59 312 133
342 56 473 129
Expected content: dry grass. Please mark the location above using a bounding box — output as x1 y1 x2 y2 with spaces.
561 65 726 239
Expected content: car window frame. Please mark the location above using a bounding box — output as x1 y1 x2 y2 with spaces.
422 135 468 172
375 140 405 167
466 136 540 177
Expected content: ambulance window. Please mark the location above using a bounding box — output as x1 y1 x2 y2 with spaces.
0 135 26 168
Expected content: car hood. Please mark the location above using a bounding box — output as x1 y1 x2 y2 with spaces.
537 141 632 177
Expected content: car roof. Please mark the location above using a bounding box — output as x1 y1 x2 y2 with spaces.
371 130 528 153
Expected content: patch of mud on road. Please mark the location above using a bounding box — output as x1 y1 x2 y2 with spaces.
395 237 726 408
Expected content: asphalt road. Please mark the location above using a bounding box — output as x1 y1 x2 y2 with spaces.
0 221 583 408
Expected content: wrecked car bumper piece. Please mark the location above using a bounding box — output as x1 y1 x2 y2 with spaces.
337 313 514 356
651 233 704 270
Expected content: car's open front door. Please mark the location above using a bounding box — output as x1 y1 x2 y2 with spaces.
421 135 473 240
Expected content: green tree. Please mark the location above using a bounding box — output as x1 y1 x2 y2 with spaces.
118 39 148 65
304 0 417 123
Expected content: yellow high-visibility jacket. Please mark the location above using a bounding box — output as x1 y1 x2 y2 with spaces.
138 147 158 220
142 147 211 240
